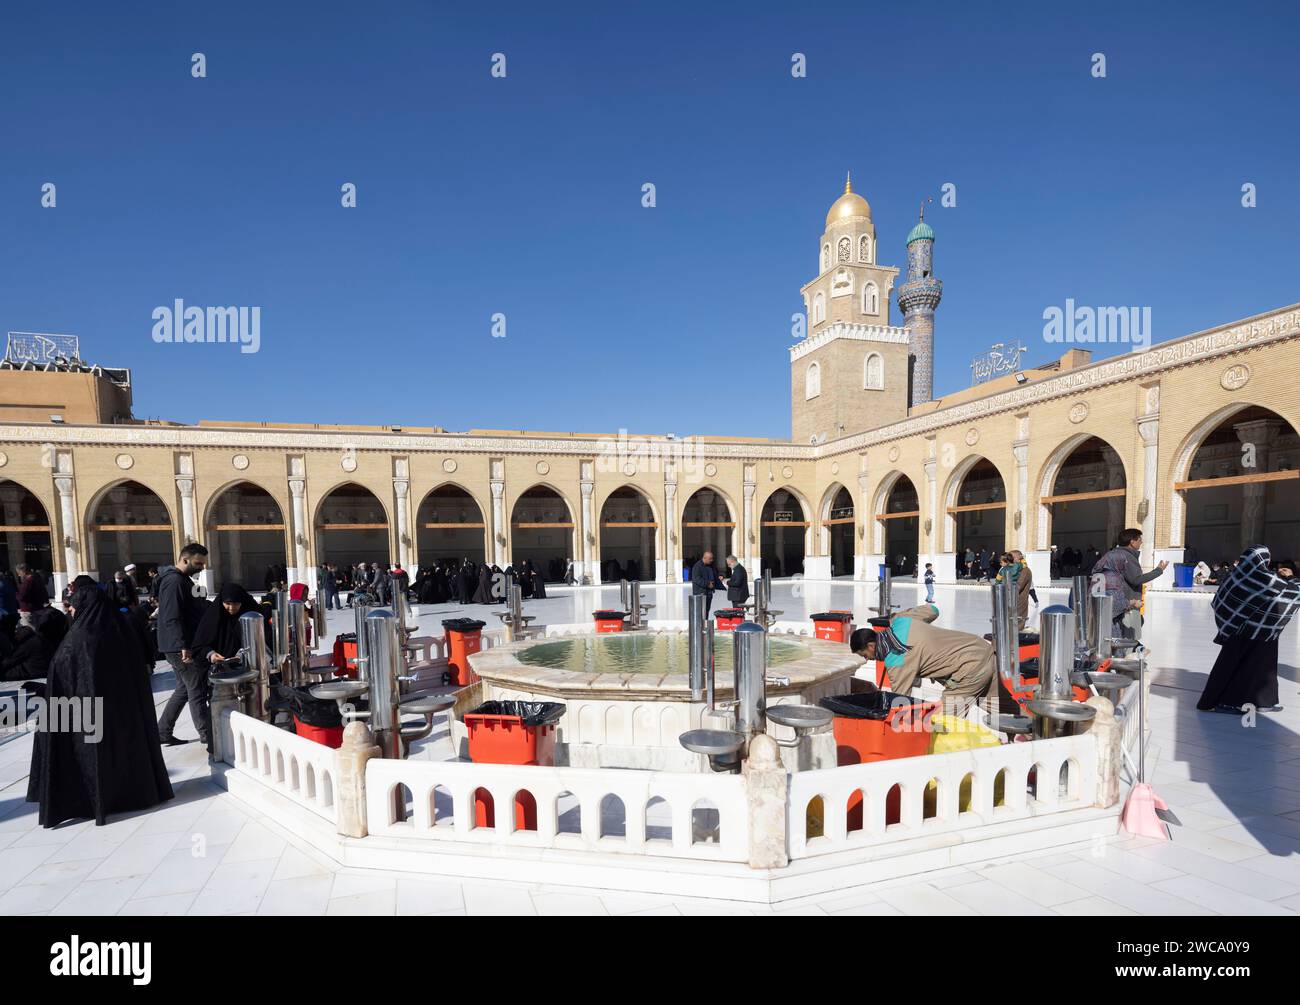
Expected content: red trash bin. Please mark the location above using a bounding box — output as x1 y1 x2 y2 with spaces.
293 716 344 748
714 608 745 631
811 611 854 643
442 618 486 686
592 610 628 633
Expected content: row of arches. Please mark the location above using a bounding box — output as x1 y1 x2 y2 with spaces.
3 403 1296 584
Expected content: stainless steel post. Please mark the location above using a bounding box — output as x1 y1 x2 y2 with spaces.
506 583 524 642
619 578 629 611
239 611 272 720
1070 575 1091 652
364 609 403 761
272 590 291 678
705 619 716 709
310 594 328 654
1088 593 1113 661
688 592 706 701
288 599 310 687
990 577 1022 693
352 602 374 680
629 580 642 630
1038 605 1076 701
877 568 893 619
392 586 411 646
733 621 767 744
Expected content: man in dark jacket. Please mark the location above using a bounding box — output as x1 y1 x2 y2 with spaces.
723 555 749 606
155 543 212 748
16 564 49 624
1091 528 1168 640
690 550 724 616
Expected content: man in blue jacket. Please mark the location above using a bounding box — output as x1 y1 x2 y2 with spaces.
690 550 724 616
155 543 212 749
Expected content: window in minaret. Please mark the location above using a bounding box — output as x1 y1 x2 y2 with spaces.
862 281 879 315
832 268 853 298
812 291 825 324
837 237 851 263
806 361 822 400
822 244 830 271
864 352 884 390
859 235 871 263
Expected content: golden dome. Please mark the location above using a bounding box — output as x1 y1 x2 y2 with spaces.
825 172 871 228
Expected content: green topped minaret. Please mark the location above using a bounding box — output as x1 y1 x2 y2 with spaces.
896 202 943 403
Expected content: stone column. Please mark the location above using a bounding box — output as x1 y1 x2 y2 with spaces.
335 720 381 838
1235 418 1283 552
742 734 788 870
393 477 411 573
489 479 506 567
663 477 678 583
580 474 595 585
742 464 757 578
1082 695 1121 809
54 474 79 590
1012 439 1029 554
856 465 871 580
288 477 309 584
1136 414 1164 578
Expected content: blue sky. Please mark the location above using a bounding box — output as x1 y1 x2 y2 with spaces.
2 0 1297 438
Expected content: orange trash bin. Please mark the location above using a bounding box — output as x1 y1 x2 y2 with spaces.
441 618 486 686
714 608 745 631
592 610 628 633
811 611 854 643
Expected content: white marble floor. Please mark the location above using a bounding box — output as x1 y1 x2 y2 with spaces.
3 581 1300 916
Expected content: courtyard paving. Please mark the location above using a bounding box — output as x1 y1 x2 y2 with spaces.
2 581 1299 916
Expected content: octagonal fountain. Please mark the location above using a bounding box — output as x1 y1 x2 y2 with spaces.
466 626 861 771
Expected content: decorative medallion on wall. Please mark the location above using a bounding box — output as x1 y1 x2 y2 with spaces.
964 428 979 446
1221 363 1250 391
535 460 550 476
340 455 357 473
115 453 134 470
888 445 900 463
830 462 840 476
782 465 794 479
231 453 249 471
0 452 7 468
704 463 717 478
442 458 458 474
1068 401 1089 424
622 463 636 477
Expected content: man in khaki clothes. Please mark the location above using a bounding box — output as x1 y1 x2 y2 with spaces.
850 603 998 715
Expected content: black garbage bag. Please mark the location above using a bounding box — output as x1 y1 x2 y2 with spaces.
441 618 486 633
811 611 853 622
982 631 1041 647
467 700 565 727
867 616 891 628
592 610 628 620
1018 657 1040 678
820 691 920 720
268 684 343 728
714 608 744 618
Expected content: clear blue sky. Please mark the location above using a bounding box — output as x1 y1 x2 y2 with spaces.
2 1 1297 438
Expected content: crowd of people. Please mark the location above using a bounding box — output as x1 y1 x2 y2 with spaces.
3 525 1298 831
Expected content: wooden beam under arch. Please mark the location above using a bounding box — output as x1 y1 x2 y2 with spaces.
1039 488 1126 505
944 501 1008 515
874 510 920 521
1174 470 1299 492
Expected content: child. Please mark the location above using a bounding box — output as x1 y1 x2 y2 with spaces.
924 563 935 603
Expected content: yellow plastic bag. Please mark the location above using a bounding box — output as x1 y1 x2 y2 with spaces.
925 715 1004 813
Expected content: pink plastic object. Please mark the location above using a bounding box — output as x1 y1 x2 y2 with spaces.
1121 782 1170 840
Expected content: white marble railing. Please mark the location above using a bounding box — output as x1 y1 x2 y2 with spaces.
226 711 341 825
786 732 1097 860
365 758 749 862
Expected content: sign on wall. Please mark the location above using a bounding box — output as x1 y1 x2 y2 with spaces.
969 340 1028 385
5 332 80 365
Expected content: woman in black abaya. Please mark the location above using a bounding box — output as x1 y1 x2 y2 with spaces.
471 562 494 605
1198 548 1300 714
28 585 173 828
193 584 261 667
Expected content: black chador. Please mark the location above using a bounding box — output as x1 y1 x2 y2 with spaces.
28 586 174 828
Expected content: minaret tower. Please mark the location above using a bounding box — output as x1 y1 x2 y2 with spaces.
896 202 943 404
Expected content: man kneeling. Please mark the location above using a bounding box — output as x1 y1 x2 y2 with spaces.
849 604 997 717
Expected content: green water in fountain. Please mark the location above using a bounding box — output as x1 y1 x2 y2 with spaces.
516 633 812 675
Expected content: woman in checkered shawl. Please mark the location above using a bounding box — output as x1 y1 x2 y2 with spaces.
1197 547 1300 713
